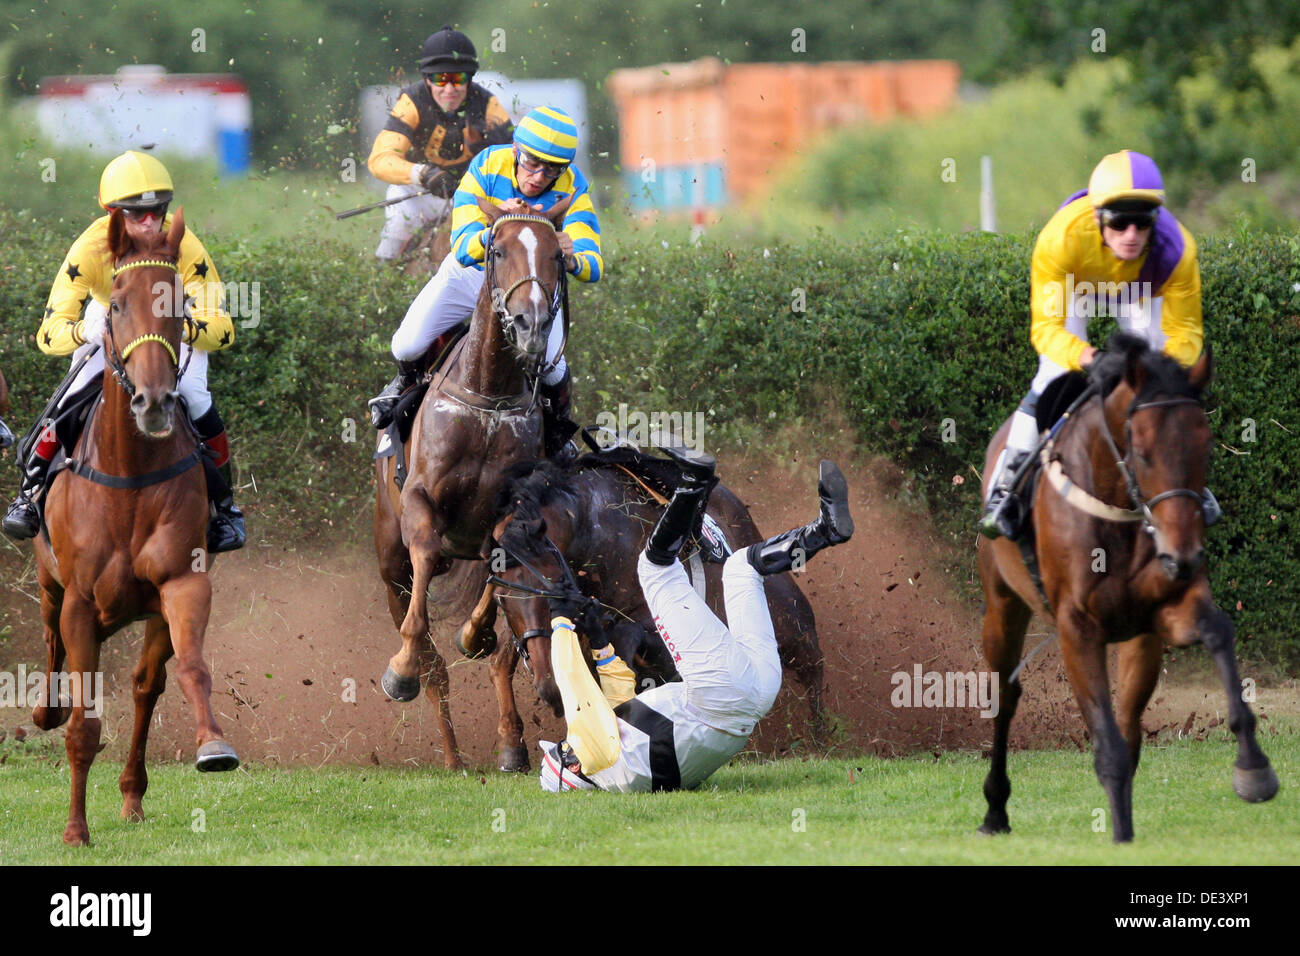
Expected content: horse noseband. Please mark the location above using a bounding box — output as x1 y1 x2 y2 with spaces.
107 256 192 399
1102 395 1208 536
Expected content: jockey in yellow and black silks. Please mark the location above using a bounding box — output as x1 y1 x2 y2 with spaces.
3 151 246 553
367 25 514 261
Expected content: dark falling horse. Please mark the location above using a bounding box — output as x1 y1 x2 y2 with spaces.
32 209 238 846
481 455 825 772
977 335 1277 842
373 198 572 769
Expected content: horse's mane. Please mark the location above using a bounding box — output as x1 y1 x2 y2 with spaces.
493 459 573 560
1087 332 1201 405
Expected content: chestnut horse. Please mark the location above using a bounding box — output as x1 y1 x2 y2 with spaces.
32 209 238 846
374 199 571 769
481 456 825 772
977 335 1277 842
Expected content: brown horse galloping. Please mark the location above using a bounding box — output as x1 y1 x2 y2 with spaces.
32 209 238 846
977 335 1277 842
374 198 571 769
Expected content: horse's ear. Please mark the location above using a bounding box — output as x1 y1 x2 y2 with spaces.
165 206 186 257
524 517 547 539
1189 346 1213 390
544 195 572 228
476 196 503 224
107 208 130 259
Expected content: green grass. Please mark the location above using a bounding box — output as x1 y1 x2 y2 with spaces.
2 725 1295 865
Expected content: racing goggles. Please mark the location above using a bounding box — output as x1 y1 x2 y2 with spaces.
116 203 168 221
430 71 469 87
515 148 568 179
1099 205 1158 232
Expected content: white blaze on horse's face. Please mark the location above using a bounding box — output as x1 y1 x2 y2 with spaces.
508 224 552 358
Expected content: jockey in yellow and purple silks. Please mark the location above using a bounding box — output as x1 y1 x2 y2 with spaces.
979 149 1217 539
2 151 246 553
369 105 602 459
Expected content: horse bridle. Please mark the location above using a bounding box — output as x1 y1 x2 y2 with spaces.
1093 393 1207 537
487 530 598 676
482 215 570 397
106 256 195 398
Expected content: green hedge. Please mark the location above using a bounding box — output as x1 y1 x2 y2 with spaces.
1 212 1296 665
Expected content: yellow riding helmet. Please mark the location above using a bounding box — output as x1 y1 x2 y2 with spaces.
1088 150 1165 208
99 151 175 209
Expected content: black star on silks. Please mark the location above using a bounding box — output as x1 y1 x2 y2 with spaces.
66 262 81 280
193 260 209 278
44 306 54 319
219 330 231 346
78 295 90 311
42 329 52 346
192 318 209 337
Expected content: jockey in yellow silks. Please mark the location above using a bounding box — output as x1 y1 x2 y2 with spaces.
978 149 1217 539
2 151 246 552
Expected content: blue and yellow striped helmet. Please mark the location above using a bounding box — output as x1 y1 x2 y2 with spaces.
513 106 578 166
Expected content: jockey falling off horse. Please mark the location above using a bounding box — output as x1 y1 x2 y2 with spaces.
539 452 854 793
369 105 602 459
368 25 514 261
978 149 1218 539
2 150 246 553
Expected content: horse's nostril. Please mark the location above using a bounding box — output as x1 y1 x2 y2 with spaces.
130 393 147 413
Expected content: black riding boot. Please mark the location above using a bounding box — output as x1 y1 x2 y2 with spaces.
2 450 54 540
746 460 854 575
368 360 425 429
978 449 1031 540
193 406 246 554
540 370 580 463
644 448 717 566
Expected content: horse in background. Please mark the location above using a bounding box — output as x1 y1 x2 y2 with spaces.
977 335 1277 842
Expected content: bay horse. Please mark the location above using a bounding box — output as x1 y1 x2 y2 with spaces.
481 455 825 772
374 198 572 769
977 334 1277 842
32 208 238 846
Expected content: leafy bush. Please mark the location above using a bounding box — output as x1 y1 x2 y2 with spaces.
1 212 1295 665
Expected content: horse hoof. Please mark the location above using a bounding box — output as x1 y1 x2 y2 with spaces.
1233 765 1279 803
457 629 497 660
498 745 530 773
122 802 145 822
63 824 91 847
32 704 70 730
977 821 1010 836
381 666 421 702
196 740 240 772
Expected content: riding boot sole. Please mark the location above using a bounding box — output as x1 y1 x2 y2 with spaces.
817 460 854 542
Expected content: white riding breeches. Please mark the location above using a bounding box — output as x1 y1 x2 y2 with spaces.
391 252 567 386
375 184 452 260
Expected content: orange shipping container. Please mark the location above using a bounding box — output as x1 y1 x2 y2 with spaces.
607 57 960 210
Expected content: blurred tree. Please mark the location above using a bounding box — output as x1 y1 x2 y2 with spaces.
1009 0 1300 181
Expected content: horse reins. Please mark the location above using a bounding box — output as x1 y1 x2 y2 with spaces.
107 256 195 398
487 528 602 676
1091 394 1206 537
483 214 571 408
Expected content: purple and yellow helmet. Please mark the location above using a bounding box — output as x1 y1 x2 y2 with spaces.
1088 150 1165 208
